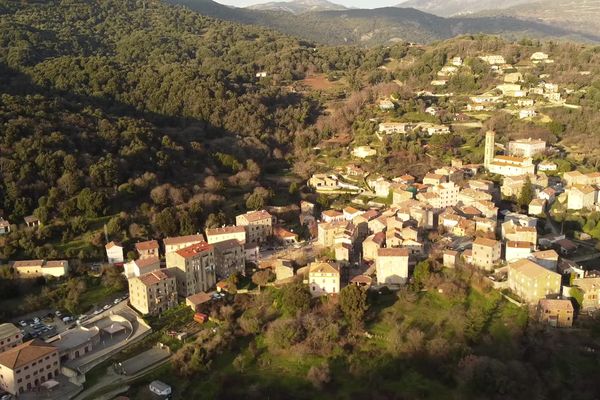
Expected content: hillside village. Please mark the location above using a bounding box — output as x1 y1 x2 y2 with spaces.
2 39 600 399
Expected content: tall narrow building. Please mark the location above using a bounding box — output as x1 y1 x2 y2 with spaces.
484 130 495 169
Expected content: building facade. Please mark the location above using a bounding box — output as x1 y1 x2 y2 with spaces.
166 242 216 297
308 261 340 297
128 268 178 316
375 248 409 285
235 210 274 244
508 259 561 304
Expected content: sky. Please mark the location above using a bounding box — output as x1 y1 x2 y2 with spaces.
214 0 408 9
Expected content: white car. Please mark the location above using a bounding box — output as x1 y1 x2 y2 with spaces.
33 317 40 324
93 309 102 315
103 304 111 310
19 320 27 327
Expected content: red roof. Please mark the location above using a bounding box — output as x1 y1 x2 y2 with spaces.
164 234 205 245
176 242 214 258
135 240 159 252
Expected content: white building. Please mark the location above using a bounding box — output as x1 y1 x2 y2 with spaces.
508 138 546 158
105 241 124 264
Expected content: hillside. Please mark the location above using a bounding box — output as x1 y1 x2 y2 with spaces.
247 0 347 14
0 0 366 260
168 0 600 45
475 0 600 39
397 0 536 17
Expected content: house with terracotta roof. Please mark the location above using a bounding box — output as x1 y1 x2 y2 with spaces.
508 259 561 303
124 256 160 279
343 206 363 221
166 242 216 297
185 292 212 312
471 237 501 271
505 241 532 263
308 261 340 296
376 248 409 285
128 268 178 316
362 232 385 262
273 226 298 245
321 209 344 223
423 173 446 186
471 200 497 219
528 198 546 216
205 226 246 244
0 339 59 396
538 299 574 327
163 234 205 255
105 241 124 264
567 185 596 210
135 240 159 259
13 260 69 278
236 210 274 244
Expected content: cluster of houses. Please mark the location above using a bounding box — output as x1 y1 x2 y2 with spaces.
0 215 42 235
300 129 600 329
117 210 274 317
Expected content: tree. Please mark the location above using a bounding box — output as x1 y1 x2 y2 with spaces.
280 282 312 315
339 285 368 326
252 270 273 291
518 176 534 209
306 362 331 389
153 208 178 236
413 260 431 289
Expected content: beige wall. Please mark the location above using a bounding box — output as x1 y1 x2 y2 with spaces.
376 256 408 285
166 251 216 297
206 231 246 244
472 242 501 270
309 272 340 296
0 350 59 395
508 267 561 304
129 275 178 316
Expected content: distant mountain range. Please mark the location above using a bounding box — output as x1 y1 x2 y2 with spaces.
166 0 600 45
396 0 536 17
247 0 347 14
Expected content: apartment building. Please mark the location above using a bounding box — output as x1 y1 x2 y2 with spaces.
163 234 205 255
508 259 561 304
471 237 501 271
235 210 274 244
135 240 159 259
128 268 178 316
0 340 60 396
212 239 245 279
166 242 216 297
205 226 246 244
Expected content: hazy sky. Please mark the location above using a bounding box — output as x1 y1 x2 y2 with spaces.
215 0 407 9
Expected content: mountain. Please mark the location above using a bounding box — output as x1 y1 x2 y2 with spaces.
474 0 600 39
167 0 600 45
397 0 537 17
247 0 347 14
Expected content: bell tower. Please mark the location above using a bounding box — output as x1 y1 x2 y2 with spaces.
484 130 495 169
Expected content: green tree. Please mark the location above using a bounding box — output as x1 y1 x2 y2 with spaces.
413 260 431 289
339 285 368 326
252 270 273 292
518 176 534 209
280 282 312 315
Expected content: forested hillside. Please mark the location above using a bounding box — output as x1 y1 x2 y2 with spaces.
0 0 388 260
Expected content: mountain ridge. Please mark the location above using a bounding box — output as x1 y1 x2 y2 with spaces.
247 0 347 14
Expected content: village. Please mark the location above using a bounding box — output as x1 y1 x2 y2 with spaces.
1 48 600 399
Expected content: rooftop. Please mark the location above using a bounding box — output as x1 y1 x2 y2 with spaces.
13 260 44 268
377 247 409 257
539 299 573 312
238 210 272 223
0 323 20 338
0 339 57 369
213 238 243 251
206 226 246 236
176 242 214 258
507 241 531 249
105 241 122 249
133 256 160 268
135 240 159 252
136 268 176 286
473 237 498 248
163 234 205 246
186 292 212 306
309 261 339 275
509 259 558 279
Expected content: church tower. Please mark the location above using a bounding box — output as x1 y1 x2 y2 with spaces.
484 130 495 169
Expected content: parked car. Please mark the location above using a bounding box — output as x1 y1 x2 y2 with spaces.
19 321 27 327
55 310 62 317
93 309 102 315
33 317 40 324
62 316 74 323
103 304 111 311
113 298 121 305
